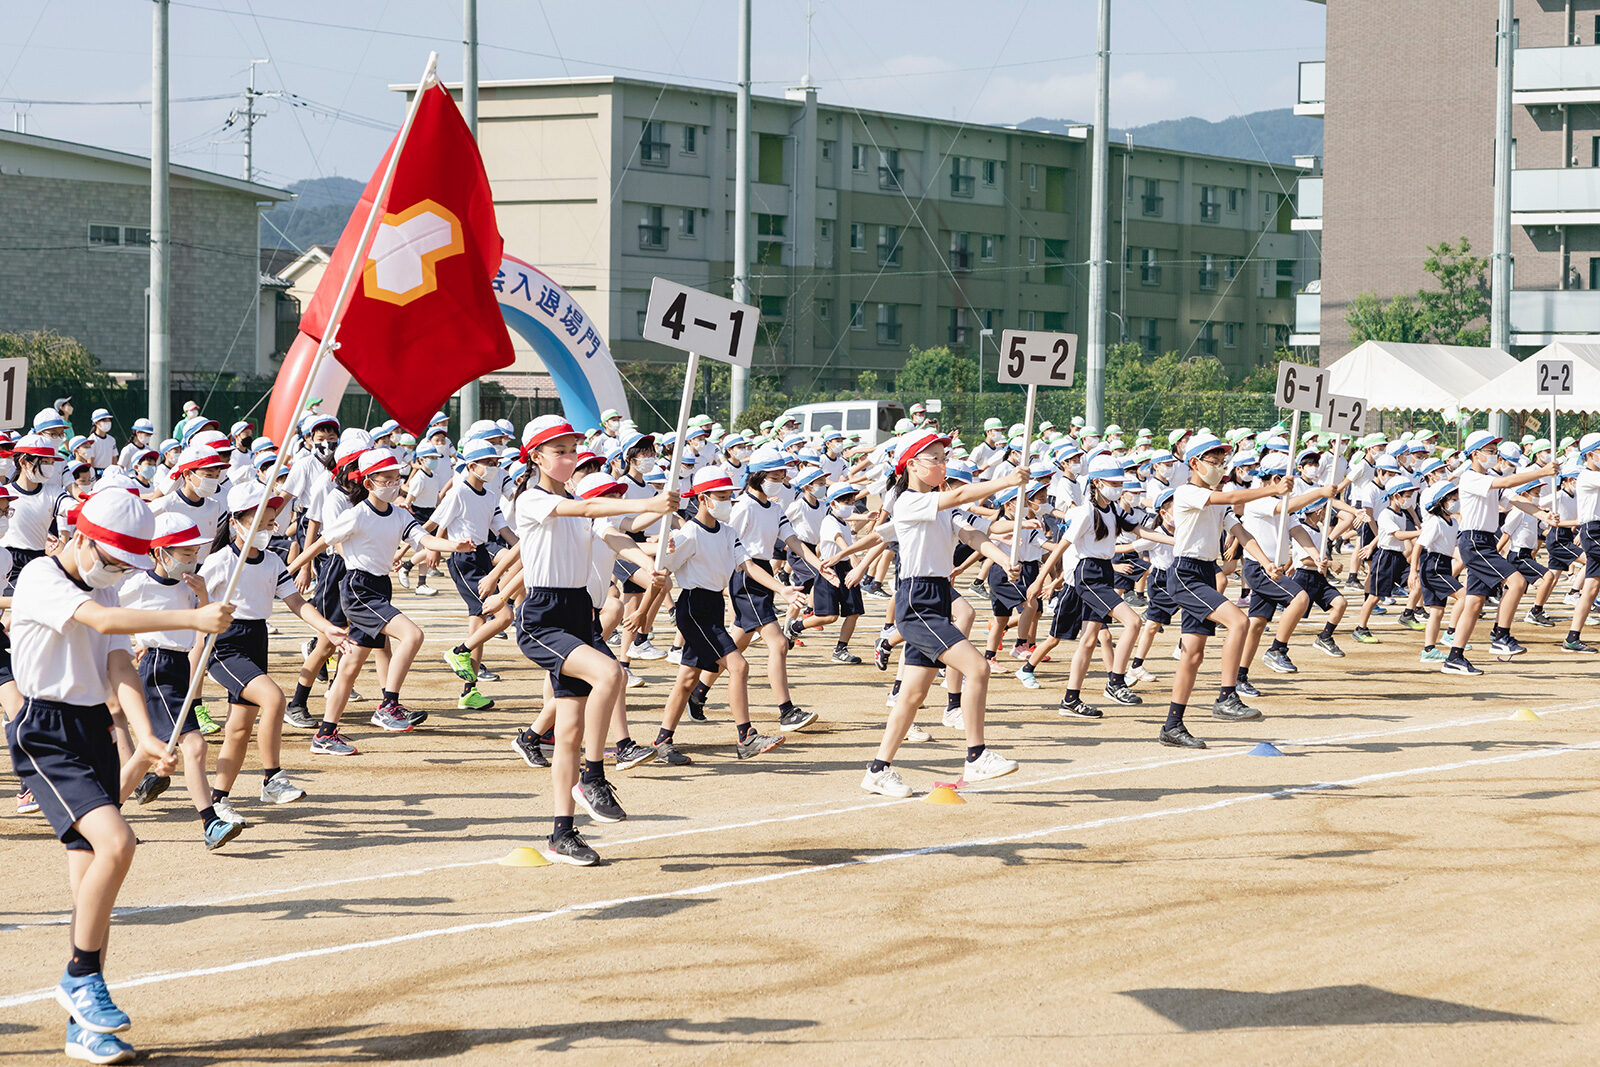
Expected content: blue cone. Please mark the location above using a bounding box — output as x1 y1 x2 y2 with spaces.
1247 742 1285 757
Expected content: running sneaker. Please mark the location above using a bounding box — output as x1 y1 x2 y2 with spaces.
572 780 625 823
64 1021 134 1064
1212 693 1263 721
614 739 658 770
132 773 169 806
607 631 623 648
283 702 316 729
260 771 306 804
414 579 438 597
1442 630 1473 651
884 685 900 708
1235 677 1262 698
1058 696 1103 719
369 705 414 732
17 788 39 815
311 730 359 756
1419 647 1449 662
1015 666 1042 690
734 730 784 759
778 706 818 731
1008 645 1030 662
941 704 965 730
511 730 549 768
1159 723 1207 749
458 687 495 710
832 647 863 665
397 567 411 589
964 748 1018 782
623 668 644 690
1398 613 1426 632
443 646 476 682
193 703 220 735
1489 634 1527 657
631 637 668 660
1124 591 1149 610
300 636 316 661
653 739 692 766
1127 664 1152 685
687 692 708 722
56 971 129 1034
1104 681 1143 705
1351 627 1378 644
203 818 244 852
971 579 989 598
1441 655 1484 676
904 723 932 743
476 666 501 683
538 729 556 758
1263 648 1298 674
1314 634 1346 658
861 765 912 797
1524 606 1555 627
544 828 600 866
783 618 806 649
212 796 248 826
1561 637 1597 654
874 634 893 671
666 646 683 665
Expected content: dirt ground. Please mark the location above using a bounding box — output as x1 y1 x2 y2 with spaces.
4 578 1600 1065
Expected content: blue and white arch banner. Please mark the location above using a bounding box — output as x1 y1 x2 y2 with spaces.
493 253 629 430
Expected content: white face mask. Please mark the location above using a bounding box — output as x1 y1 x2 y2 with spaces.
191 474 221 498
634 455 658 474
0 513 10 538
1196 462 1225 488
731 447 751 463
1100 485 1123 501
708 498 733 523
370 483 401 504
832 503 854 518
137 463 156 481
165 557 198 577
235 523 273 551
79 544 127 590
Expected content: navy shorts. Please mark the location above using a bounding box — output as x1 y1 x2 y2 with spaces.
6 698 118 851
677 586 740 670
1292 567 1343 613
613 557 649 595
1050 583 1085 641
811 562 863 618
410 504 435 526
314 552 347 627
342 569 401 648
1244 559 1305 621
895 576 967 668
1417 550 1460 608
1458 530 1521 598
1508 547 1547 585
788 542 820 589
448 544 496 616
0 629 12 688
1075 558 1124 626
730 560 780 632
209 618 270 705
1581 523 1600 583
1113 555 1148 593
953 542 976 568
1143 566 1178 626
987 559 1039 617
517 587 595 698
1365 547 1410 599
1168 558 1228 636
5 546 43 594
1547 532 1582 571
139 647 197 742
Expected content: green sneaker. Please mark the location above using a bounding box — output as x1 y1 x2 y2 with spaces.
443 646 476 682
457 686 495 710
1419 647 1448 663
1561 637 1596 654
193 703 220 735
1399 615 1425 632
1352 627 1379 644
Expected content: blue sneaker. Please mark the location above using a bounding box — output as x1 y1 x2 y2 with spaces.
55 971 129 1034
204 817 244 851
65 1022 134 1064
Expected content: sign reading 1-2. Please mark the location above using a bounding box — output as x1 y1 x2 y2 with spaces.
997 330 1077 387
642 277 757 368
0 357 28 431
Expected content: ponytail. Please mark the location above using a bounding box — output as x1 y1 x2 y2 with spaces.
337 463 368 506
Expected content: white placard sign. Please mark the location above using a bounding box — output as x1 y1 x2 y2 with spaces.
1536 359 1574 396
642 277 756 368
997 330 1078 387
1275 360 1329 414
0 357 28 431
1322 393 1367 436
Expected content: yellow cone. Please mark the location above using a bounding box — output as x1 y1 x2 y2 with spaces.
924 785 966 805
498 845 552 867
1509 707 1542 722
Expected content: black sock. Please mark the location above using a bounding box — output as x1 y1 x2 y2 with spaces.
1490 626 1507 641
1237 668 1249 682
1268 639 1288 654
1319 622 1334 639
617 735 632 750
1423 644 1434 652
316 719 338 738
779 700 795 713
1447 646 1465 659
452 643 469 655
889 680 902 695
580 759 605 785
462 680 474 695
655 728 674 745
869 759 889 773
1569 630 1581 643
835 641 848 650
737 722 754 742
691 682 711 703
211 788 229 802
946 691 961 709
291 683 312 706
66 946 102 978
1165 702 1185 728
1219 685 1237 699
262 767 280 782
1065 689 1081 703
1109 672 1125 687
984 649 996 660
199 805 219 830
552 815 574 841
382 689 399 704
966 744 986 761
1130 657 1144 669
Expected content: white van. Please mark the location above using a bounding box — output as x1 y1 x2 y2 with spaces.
778 400 906 446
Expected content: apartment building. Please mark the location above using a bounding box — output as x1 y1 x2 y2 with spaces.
446 76 1303 390
1305 0 1600 361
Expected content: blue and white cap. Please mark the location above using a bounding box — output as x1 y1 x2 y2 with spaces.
1185 432 1228 462
1375 455 1403 473
826 482 861 504
1258 452 1290 476
1423 481 1459 511
1230 450 1260 470
31 408 68 433
1463 429 1502 456
747 448 789 474
792 467 825 490
944 461 974 484
1414 457 1444 477
460 439 501 464
1579 432 1600 457
1383 476 1419 499
1085 458 1125 482
132 418 155 435
91 408 113 424
1153 486 1176 510
821 429 845 444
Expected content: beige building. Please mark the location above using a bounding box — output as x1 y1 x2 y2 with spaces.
427 76 1304 389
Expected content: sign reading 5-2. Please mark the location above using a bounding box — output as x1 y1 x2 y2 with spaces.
998 330 1077 387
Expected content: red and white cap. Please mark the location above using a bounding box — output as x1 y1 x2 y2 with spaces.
173 445 227 475
335 427 373 472
151 512 211 549
690 464 735 495
225 479 286 515
12 433 58 459
573 450 602 469
0 483 14 501
520 415 582 457
190 429 232 454
575 472 624 499
895 429 951 473
357 447 402 479
75 489 157 569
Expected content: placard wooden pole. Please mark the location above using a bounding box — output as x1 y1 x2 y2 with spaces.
1276 408 1301 565
655 350 700 569
1010 382 1038 565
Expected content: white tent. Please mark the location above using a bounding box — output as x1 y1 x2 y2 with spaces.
1325 341 1519 411
1456 341 1600 415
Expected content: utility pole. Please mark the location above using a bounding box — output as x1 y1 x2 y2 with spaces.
243 58 269 182
149 0 171 437
1489 0 1514 440
459 0 482 429
1084 0 1111 431
729 0 752 428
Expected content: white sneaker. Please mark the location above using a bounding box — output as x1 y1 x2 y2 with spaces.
941 705 964 731
260 771 306 804
212 796 248 827
904 723 932 743
666 647 683 664
606 631 622 648
1565 590 1581 605
415 581 438 597
964 748 1018 782
631 638 668 660
397 568 412 589
861 766 912 797
1172 642 1184 661
624 668 643 690
1127 664 1152 685
884 687 900 708
1015 666 1041 690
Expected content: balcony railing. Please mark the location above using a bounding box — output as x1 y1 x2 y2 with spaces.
638 225 668 251
1510 288 1600 336
1514 45 1600 103
878 245 902 268
877 322 902 345
1199 201 1221 223
1140 265 1162 286
1141 194 1163 217
950 249 971 271
950 173 975 198
1293 177 1324 231
878 166 904 190
1511 168 1600 219
639 140 670 166
1296 60 1325 116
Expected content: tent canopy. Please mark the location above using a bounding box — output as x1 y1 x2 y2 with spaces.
1325 342 1519 412
1456 341 1600 415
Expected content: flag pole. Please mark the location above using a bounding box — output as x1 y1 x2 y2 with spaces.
655 350 701 569
163 51 440 757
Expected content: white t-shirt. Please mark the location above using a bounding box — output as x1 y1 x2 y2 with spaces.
1064 503 1116 561
2 481 56 552
406 462 449 509
1171 483 1239 561
1503 506 1539 552
1456 470 1501 533
1242 496 1289 566
431 481 509 545
785 494 826 545
1419 514 1458 555
514 487 593 589
151 490 227 562
87 433 117 471
10 556 132 705
121 571 198 651
890 491 960 579
729 493 791 561
1376 507 1408 552
322 499 425 576
202 545 298 621
1576 467 1600 523
661 516 749 591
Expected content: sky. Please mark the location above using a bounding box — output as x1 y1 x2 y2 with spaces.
0 0 1325 190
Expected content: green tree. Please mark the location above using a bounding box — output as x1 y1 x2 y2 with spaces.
0 330 113 387
1418 238 1489 346
1346 291 1425 345
896 344 978 398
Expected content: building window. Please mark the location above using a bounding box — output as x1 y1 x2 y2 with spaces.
1198 253 1218 289
638 205 667 250
1140 318 1160 353
640 120 669 166
1223 322 1237 348
1140 249 1160 286
756 213 785 265
1025 311 1037 330
681 125 697 155
1227 188 1239 212
980 234 997 261
1199 186 1221 222
1028 164 1038 190
817 298 831 321
982 159 997 185
679 208 696 237
759 295 785 318
1027 238 1038 263
819 219 832 241
637 309 647 336
849 302 865 330
879 148 903 190
1141 179 1162 217
949 231 970 270
88 224 122 248
1198 323 1217 356
1223 256 1240 281
849 222 866 251
123 226 150 246
852 144 868 172
948 307 971 345
1261 191 1275 219
877 303 901 346
950 157 974 198
878 224 902 268
821 140 834 161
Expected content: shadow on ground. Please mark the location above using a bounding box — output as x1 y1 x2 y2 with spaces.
1120 985 1555 1030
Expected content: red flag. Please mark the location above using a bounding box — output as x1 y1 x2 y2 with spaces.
300 82 513 434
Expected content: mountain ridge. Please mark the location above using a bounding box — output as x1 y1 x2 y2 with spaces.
1014 108 1322 164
